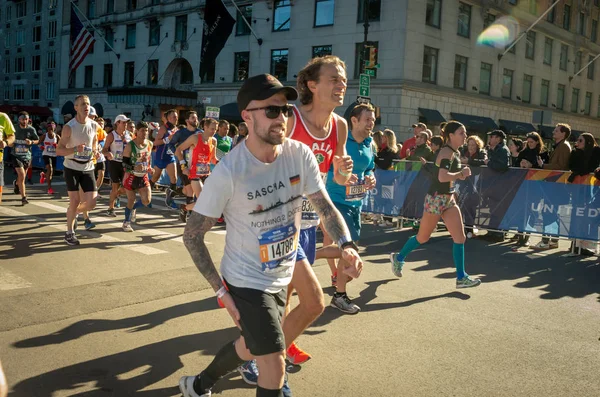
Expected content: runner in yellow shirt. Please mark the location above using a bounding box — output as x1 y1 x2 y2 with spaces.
0 112 16 204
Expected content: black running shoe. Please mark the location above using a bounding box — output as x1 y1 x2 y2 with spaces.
13 180 19 194
179 207 187 223
21 197 29 205
64 232 80 246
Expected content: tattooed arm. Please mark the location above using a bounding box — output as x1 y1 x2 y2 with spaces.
307 189 351 243
183 211 222 291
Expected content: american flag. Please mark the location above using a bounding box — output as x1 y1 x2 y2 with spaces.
69 5 95 73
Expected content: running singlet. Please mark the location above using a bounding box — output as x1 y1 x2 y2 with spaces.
42 134 58 157
0 113 15 163
289 105 338 228
128 141 151 177
189 137 215 179
13 125 39 161
96 128 107 163
63 118 97 172
215 134 232 161
428 147 461 195
109 131 131 163
156 127 176 159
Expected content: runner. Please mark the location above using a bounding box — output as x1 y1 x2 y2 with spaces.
121 122 154 232
215 119 232 162
39 121 60 194
150 109 178 194
126 120 136 138
94 117 107 196
11 112 39 205
56 95 98 246
174 118 217 213
390 121 482 288
102 114 131 217
0 112 16 204
166 110 201 222
178 73 363 397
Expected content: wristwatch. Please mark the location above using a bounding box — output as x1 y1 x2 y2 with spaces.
340 240 359 252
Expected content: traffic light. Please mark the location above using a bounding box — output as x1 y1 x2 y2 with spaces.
365 47 377 68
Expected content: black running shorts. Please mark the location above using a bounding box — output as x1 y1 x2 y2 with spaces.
224 279 287 356
178 163 191 186
43 155 57 168
12 157 30 170
95 161 106 172
64 167 97 192
108 160 125 184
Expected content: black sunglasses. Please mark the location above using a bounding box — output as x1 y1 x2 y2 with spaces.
245 105 294 119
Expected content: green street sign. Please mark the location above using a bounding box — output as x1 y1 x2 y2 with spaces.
359 74 370 86
359 86 370 97
364 69 375 76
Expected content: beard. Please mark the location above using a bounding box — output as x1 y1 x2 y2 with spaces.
188 121 199 129
253 120 286 145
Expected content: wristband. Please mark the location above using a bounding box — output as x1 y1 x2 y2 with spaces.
179 159 187 165
216 286 227 299
338 169 351 177
163 136 171 144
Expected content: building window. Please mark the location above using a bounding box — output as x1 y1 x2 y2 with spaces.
502 68 513 99
313 45 332 58
47 51 56 69
16 1 26 18
48 20 57 39
87 0 95 19
592 20 598 43
454 55 468 90
547 4 555 23
585 92 592 115
4 32 10 47
529 0 537 14
575 50 582 73
31 55 40 71
270 49 289 81
315 0 334 27
147 59 158 85
236 5 252 36
126 24 136 49
480 62 492 95
33 26 42 42
124 61 135 86
571 88 580 113
4 85 10 101
563 5 571 31
525 31 536 60
588 55 595 79
180 62 193 84
149 19 160 46
33 0 42 14
559 44 568 71
104 28 114 51
84 65 93 88
354 41 378 78
5 5 11 21
557 84 565 110
483 13 496 29
522 74 533 103
16 30 24 46
426 0 442 28
543 37 552 65
578 12 586 35
273 0 291 32
540 79 550 107
357 0 381 23
422 46 438 84
13 84 25 101
126 0 137 12
30 84 39 101
14 57 25 73
175 15 187 43
46 81 55 100
234 52 249 82
457 2 471 38
4 58 10 74
107 0 115 13
103 63 113 87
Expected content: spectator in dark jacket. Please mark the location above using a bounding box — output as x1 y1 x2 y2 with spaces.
460 135 487 166
569 132 600 180
508 138 524 167
406 131 434 161
518 132 546 169
375 129 401 169
484 130 511 171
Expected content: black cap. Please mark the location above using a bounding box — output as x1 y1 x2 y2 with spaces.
487 129 506 140
237 74 298 113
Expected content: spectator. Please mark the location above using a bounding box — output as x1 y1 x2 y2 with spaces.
424 128 433 140
430 135 443 155
400 122 427 158
396 143 403 153
484 130 510 172
569 132 600 181
518 132 546 169
233 122 248 146
372 130 383 153
406 131 433 161
375 129 401 170
507 138 524 167
460 135 487 167
228 123 238 139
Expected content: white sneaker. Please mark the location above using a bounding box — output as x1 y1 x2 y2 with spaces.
122 221 133 232
179 376 210 397
330 294 361 314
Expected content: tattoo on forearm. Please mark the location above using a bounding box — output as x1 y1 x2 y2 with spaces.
308 190 351 243
183 211 222 290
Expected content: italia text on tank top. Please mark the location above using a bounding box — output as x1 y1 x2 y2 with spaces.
289 105 338 229
190 136 214 179
109 131 129 163
129 140 151 177
42 134 58 157
64 118 96 172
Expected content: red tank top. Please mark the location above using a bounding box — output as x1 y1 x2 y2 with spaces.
189 136 214 179
289 106 338 177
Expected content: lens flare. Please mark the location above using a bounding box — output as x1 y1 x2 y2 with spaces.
477 16 520 49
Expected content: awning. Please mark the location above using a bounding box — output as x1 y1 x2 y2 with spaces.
498 119 536 136
570 130 585 142
107 87 197 107
61 101 75 116
450 112 498 134
218 102 242 122
92 103 104 117
418 108 446 124
0 105 53 117
539 125 554 139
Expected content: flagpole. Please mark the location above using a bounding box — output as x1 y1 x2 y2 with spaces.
229 0 263 45
70 0 120 59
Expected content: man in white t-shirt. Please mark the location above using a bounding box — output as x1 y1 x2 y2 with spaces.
178 74 363 397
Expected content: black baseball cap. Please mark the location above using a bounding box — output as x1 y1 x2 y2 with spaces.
237 74 298 113
487 129 506 140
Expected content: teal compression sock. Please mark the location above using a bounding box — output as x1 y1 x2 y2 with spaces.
453 243 466 280
396 235 420 262
133 200 144 210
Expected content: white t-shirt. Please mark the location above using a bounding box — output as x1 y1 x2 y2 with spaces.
193 139 324 293
63 118 97 172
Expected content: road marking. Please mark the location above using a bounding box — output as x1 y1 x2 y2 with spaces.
0 266 32 291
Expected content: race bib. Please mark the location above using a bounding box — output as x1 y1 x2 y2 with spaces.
258 224 298 273
46 144 56 154
301 197 319 221
196 162 210 176
74 146 93 162
15 142 28 154
346 182 368 201
134 161 148 173
114 150 123 161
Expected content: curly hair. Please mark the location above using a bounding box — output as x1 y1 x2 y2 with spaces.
296 55 346 105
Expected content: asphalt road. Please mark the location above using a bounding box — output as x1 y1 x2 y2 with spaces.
0 181 599 397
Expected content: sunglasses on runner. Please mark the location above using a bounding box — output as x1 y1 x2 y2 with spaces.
245 104 294 119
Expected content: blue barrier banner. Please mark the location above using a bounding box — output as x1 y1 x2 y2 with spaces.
363 164 600 241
